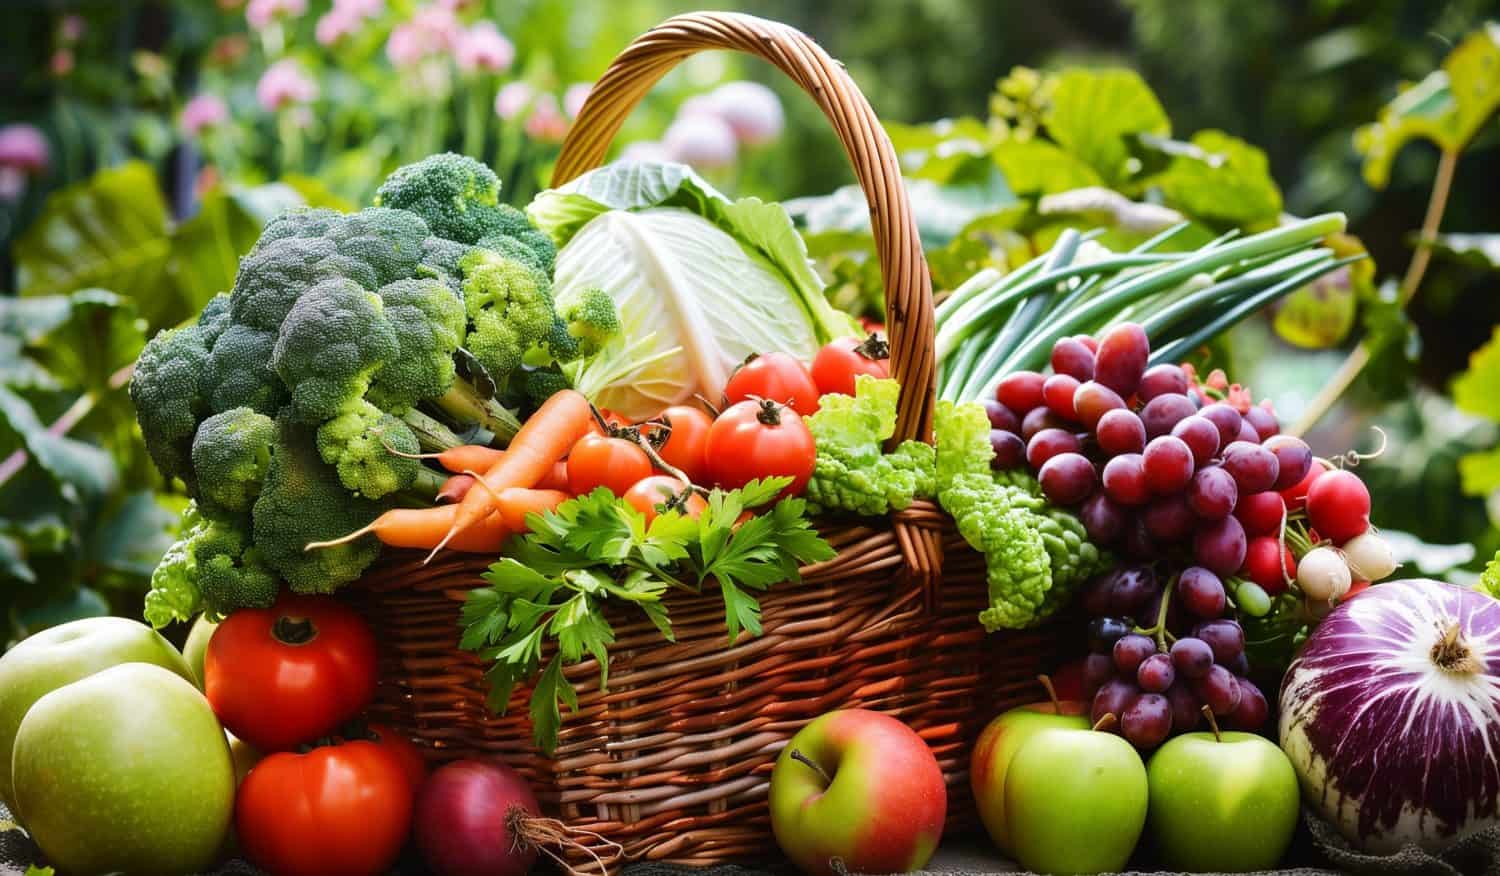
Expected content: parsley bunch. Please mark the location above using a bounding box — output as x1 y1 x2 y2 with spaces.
459 477 835 754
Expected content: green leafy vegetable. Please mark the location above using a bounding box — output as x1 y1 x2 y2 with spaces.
459 479 834 754
804 376 936 517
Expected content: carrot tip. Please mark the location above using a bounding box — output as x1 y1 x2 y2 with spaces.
304 524 373 552
422 533 453 565
383 442 432 460
461 469 504 503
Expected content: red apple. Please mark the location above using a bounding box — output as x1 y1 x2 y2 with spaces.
971 694 1089 855
769 709 946 875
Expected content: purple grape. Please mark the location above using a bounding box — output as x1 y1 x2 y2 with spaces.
1096 408 1147 455
1196 619 1246 664
1108 566 1157 616
1225 651 1251 677
1138 363 1189 401
1244 405 1279 441
1079 494 1126 545
1166 682 1202 732
1095 323 1149 398
996 371 1045 414
1192 664 1243 716
982 399 1020 434
1081 572 1116 616
1193 515 1248 577
990 430 1026 470
1187 466 1238 520
1235 419 1261 445
1137 653 1175 693
1122 693 1173 750
1264 435 1313 491
1143 435 1195 494
1123 515 1157 560
1113 634 1157 675
1026 428 1081 469
1092 679 1139 728
1050 337 1097 381
1072 381 1127 430
1140 393 1197 440
1087 616 1134 652
1227 678 1269 730
1176 566 1226 619
1171 416 1221 467
1200 403 1243 446
1170 637 1214 679
1143 494 1194 542
1039 452 1096 505
1021 406 1067 441
1220 441 1280 493
1083 653 1115 694
1102 453 1150 506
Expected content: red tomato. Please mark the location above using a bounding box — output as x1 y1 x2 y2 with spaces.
205 594 377 752
360 723 427 792
642 405 714 485
811 335 891 398
723 352 822 416
624 475 707 523
237 739 413 876
566 432 652 496
705 399 815 497
586 408 631 435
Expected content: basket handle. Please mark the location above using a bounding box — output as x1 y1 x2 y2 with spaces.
553 11 937 443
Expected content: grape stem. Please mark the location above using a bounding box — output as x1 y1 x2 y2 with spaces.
1201 705 1224 743
1134 573 1177 652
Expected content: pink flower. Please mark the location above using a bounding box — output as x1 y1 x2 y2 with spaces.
0 167 26 201
563 82 591 119
60 14 86 43
315 9 359 46
246 0 307 30
494 81 534 120
524 94 568 143
333 0 383 15
663 114 737 168
256 59 317 111
50 49 74 77
179 94 230 137
385 5 459 68
455 22 514 74
706 81 783 145
0 125 50 174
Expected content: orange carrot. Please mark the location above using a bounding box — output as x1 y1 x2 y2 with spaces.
304 505 510 554
430 390 594 560
494 488 570 531
390 444 505 474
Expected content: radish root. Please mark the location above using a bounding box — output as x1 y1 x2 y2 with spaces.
508 807 623 876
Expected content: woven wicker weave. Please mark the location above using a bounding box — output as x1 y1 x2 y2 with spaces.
358 11 1064 870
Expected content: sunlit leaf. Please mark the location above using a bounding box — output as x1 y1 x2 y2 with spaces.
1354 22 1500 188
1272 233 1374 349
1419 232 1500 272
1459 446 1500 497
166 183 304 317
1147 129 1283 226
991 138 1103 195
787 170 1015 249
1044 68 1170 184
1453 325 1500 422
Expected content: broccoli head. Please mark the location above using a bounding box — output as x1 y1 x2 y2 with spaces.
475 223 557 277
194 515 279 619
272 278 399 423
366 277 466 413
252 415 383 592
374 153 506 245
323 207 428 289
459 250 556 381
143 504 209 628
522 368 573 408
252 206 343 252
418 235 475 299
229 235 342 331
315 399 420 499
202 324 287 415
197 293 233 348
560 286 621 358
131 325 211 488
191 407 275 515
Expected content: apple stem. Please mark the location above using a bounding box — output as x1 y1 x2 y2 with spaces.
1037 674 1061 711
789 749 833 787
1201 705 1223 742
1091 713 1118 733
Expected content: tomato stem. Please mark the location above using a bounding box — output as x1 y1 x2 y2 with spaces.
855 332 890 361
272 615 317 645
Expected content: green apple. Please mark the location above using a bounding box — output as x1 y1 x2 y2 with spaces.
1005 727 1149 875
182 614 219 688
1147 730 1300 871
0 616 193 809
971 699 1088 855
770 709 947 875
13 663 235 875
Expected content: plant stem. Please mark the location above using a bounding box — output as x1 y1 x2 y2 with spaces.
0 362 134 492
789 749 833 787
1289 148 1459 437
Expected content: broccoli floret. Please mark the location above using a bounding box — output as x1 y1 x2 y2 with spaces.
194 515 279 619
315 399 419 499
523 368 573 408
324 208 428 289
418 235 474 299
252 207 343 252
458 250 556 382
272 278 399 423
197 293 233 348
366 277 466 413
191 407 275 515
252 415 383 592
374 153 506 245
229 235 342 331
475 226 557 278
202 324 287 415
143 504 209 628
560 287 620 358
131 326 211 488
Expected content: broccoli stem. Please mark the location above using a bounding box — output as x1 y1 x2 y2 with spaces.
431 382 522 445
409 465 445 500
401 408 465 453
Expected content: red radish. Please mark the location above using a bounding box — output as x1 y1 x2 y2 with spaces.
1243 536 1295 595
1307 469 1371 542
414 760 586 876
1280 459 1330 511
1235 491 1287 537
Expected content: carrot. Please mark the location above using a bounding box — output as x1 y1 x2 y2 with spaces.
436 474 476 504
493 488 570 531
389 444 505 474
304 505 510 554
429 390 594 560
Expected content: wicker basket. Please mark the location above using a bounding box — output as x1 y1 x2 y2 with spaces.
357 11 1066 870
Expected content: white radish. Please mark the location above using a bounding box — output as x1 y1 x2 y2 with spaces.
1341 531 1396 581
1297 545 1352 601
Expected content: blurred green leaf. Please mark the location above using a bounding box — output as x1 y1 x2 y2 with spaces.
0 386 117 504
788 168 1015 249
992 139 1104 195
1420 232 1500 271
1354 22 1500 188
9 587 110 641
926 207 1032 293
1272 233 1374 349
84 491 179 590
1379 528 1478 576
1044 68 1170 184
0 535 34 585
1359 278 1420 398
21 290 146 397
1459 446 1500 496
1148 129 1283 226
1453 325 1500 421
